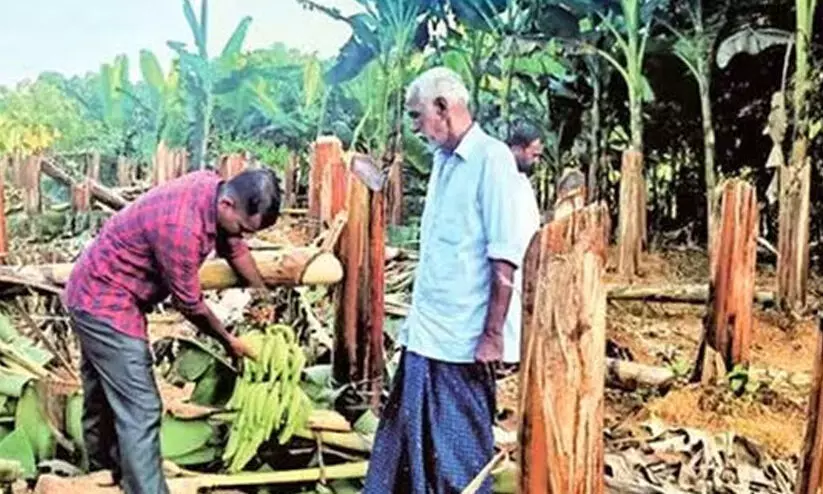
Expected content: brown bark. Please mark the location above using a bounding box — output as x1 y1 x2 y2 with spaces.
284 152 298 208
777 138 811 313
218 153 247 180
617 150 646 278
71 180 91 213
153 141 188 186
24 248 342 289
694 179 758 384
333 156 385 414
310 137 342 220
41 159 128 210
518 202 610 494
22 155 42 214
314 137 346 225
116 156 132 187
795 317 823 494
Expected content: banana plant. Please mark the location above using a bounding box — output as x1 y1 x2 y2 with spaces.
64 54 136 155
661 0 730 244
137 50 184 149
300 0 510 159
167 0 252 169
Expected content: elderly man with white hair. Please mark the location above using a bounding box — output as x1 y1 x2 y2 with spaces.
363 67 529 493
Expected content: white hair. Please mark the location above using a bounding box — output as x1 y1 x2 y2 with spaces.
405 67 470 107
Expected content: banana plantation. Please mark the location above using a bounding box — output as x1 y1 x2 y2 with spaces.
1 0 823 492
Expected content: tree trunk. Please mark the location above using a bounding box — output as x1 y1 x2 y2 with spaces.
386 155 403 226
153 141 188 186
117 156 132 187
617 150 645 278
518 202 609 494
699 75 717 248
777 139 811 314
606 283 774 305
588 80 601 204
218 153 247 180
71 181 91 213
41 160 129 211
87 151 101 183
323 141 348 226
0 157 7 263
694 180 758 384
777 0 816 314
333 167 385 415
24 248 343 289
309 136 343 221
795 317 823 494
284 152 298 208
23 155 41 214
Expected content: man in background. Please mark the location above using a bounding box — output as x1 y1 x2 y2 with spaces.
363 67 527 493
501 122 543 370
64 169 281 494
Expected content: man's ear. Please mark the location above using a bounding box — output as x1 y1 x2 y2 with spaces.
433 96 448 117
218 196 236 209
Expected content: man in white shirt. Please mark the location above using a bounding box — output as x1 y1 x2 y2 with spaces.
502 123 542 365
363 67 527 494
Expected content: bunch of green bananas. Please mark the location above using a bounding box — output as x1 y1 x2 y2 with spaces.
222 324 312 472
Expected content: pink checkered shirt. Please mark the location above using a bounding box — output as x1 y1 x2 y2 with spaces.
63 171 249 339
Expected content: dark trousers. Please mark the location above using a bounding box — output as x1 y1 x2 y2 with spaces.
69 309 169 494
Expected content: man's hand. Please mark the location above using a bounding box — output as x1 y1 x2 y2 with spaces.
228 335 258 361
476 259 515 364
474 331 503 363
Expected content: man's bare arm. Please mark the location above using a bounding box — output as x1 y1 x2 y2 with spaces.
182 305 256 360
226 250 266 289
475 259 516 363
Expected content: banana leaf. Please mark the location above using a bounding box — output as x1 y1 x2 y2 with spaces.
174 345 213 381
190 362 236 407
0 313 53 367
168 445 221 466
15 384 56 461
65 392 86 470
0 370 32 398
160 416 215 459
0 429 36 478
716 28 792 69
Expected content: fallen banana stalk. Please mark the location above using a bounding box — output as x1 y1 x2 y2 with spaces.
2 248 344 291
166 461 369 493
294 429 373 453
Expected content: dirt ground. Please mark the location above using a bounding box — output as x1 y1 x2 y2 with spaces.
498 247 820 460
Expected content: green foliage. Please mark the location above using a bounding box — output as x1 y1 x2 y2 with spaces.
159 415 215 459
0 429 36 478
0 78 100 154
15 385 56 462
168 0 254 168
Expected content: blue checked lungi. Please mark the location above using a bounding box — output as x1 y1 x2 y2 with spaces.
363 350 496 494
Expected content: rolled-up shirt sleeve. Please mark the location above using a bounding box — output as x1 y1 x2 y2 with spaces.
151 224 207 315
481 145 526 268
215 234 250 261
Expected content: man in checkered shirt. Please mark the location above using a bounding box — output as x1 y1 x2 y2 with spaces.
63 168 281 494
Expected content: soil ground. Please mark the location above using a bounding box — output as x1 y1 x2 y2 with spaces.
496 247 819 460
